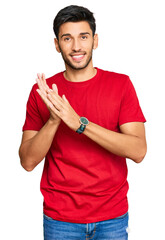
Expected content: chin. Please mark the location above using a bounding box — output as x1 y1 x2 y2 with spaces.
66 58 92 71
71 64 88 70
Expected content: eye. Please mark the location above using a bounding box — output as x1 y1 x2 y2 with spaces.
64 37 71 42
81 35 88 40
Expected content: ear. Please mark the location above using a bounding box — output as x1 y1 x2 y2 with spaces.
54 38 61 53
93 34 98 50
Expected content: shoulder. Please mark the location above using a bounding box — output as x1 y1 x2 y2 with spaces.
98 68 130 87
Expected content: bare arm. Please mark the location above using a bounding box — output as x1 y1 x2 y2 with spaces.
19 73 61 171
43 83 147 163
19 119 60 171
22 75 146 167
83 121 147 163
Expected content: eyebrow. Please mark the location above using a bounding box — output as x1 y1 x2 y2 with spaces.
61 32 90 39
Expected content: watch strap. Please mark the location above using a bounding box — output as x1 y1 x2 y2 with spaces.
76 124 86 134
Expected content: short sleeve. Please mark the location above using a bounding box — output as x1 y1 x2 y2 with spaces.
119 77 146 126
22 85 44 131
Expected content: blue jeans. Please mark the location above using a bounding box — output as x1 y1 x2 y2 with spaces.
43 212 129 240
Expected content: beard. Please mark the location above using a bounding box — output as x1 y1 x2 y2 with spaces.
58 44 94 70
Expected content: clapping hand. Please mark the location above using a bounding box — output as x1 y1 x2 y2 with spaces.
36 73 80 131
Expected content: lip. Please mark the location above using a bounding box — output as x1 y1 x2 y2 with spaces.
70 53 86 62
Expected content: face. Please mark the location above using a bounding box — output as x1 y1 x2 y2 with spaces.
54 21 98 70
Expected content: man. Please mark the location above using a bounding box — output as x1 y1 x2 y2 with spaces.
19 5 147 240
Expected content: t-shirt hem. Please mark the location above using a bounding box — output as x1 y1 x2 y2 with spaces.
43 208 128 224
119 118 146 126
22 127 42 132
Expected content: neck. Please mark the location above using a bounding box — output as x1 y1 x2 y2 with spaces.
64 62 97 82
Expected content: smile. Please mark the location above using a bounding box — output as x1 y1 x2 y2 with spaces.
71 54 85 62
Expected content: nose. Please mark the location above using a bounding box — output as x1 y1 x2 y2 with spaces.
72 38 81 52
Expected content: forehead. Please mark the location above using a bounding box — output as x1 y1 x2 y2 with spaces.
59 21 92 37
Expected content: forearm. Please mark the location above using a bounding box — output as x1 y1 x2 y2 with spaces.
34 76 146 163
84 122 146 163
19 119 60 171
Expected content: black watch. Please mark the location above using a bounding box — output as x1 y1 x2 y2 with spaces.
76 117 89 134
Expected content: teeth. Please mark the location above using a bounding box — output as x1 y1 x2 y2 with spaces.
72 55 84 58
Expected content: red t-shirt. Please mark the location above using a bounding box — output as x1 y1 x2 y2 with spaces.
23 68 146 223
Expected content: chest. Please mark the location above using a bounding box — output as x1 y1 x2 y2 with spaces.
63 82 122 131
37 79 122 132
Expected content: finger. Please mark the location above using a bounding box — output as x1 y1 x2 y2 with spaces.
37 73 45 91
42 73 50 92
36 73 44 89
47 93 63 111
39 73 48 91
36 89 50 104
36 80 47 99
52 84 58 94
36 89 54 109
37 73 41 80
37 73 50 95
49 102 61 117
42 73 45 80
62 94 69 103
48 88 63 103
36 89 62 122
36 77 44 93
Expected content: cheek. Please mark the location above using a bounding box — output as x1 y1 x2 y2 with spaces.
85 40 94 50
59 42 70 53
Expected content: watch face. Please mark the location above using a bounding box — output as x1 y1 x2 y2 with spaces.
80 117 89 125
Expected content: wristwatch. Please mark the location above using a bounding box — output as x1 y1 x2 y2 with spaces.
76 117 89 134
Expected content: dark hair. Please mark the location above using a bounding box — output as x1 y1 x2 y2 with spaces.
53 5 96 40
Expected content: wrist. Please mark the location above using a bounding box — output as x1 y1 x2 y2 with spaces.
76 117 89 134
70 115 80 131
48 117 61 126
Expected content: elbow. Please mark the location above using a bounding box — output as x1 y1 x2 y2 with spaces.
21 162 34 172
19 148 35 172
134 155 145 164
20 157 35 172
134 144 147 164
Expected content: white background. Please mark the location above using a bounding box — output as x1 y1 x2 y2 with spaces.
0 0 165 239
